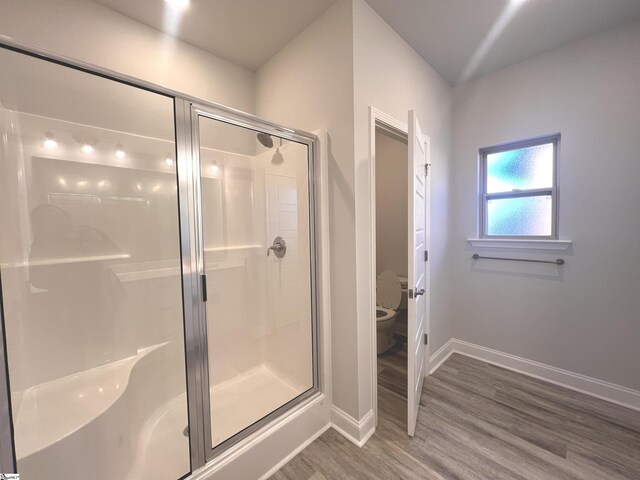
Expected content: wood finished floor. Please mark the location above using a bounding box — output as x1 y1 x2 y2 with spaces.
271 339 640 479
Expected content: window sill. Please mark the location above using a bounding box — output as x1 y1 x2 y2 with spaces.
467 238 572 251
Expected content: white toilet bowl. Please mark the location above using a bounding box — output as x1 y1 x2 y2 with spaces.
376 271 403 355
376 306 398 353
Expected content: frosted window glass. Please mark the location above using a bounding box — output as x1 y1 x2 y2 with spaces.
487 195 552 236
487 143 553 193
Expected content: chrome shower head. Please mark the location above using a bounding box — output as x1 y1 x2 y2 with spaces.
256 132 274 148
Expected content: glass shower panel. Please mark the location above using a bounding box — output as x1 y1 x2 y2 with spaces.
0 49 190 479
197 116 314 448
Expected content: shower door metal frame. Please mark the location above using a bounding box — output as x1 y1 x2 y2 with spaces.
0 36 322 476
188 104 320 462
0 274 16 474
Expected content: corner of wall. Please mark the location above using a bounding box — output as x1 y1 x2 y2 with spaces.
254 0 364 425
330 405 375 447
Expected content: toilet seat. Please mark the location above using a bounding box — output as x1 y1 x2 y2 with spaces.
376 306 396 322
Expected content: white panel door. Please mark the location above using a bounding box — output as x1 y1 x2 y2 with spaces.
407 110 429 436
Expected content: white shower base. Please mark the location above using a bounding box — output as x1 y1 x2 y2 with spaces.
128 395 190 480
210 364 302 447
131 363 303 479
15 355 303 479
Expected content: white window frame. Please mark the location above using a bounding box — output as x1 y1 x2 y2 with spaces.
479 134 560 239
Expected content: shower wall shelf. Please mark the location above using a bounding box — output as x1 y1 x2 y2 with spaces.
204 244 261 253
112 258 247 283
114 266 182 283
1 254 131 268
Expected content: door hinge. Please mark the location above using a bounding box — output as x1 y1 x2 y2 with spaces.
424 250 429 262
424 333 428 345
424 163 431 176
408 288 414 299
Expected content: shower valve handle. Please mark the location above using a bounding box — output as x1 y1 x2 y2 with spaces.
267 243 283 255
267 236 287 258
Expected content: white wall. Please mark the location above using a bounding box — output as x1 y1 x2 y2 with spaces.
375 129 408 277
0 0 254 113
451 20 640 391
352 0 453 419
255 0 358 415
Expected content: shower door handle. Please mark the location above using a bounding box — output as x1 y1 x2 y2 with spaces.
201 274 208 302
415 288 425 296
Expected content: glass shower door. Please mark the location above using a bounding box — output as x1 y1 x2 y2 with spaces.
0 48 190 479
194 111 317 451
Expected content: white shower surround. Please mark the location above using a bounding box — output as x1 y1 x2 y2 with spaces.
0 86 330 478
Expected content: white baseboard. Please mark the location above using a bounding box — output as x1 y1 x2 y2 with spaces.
429 338 640 412
330 406 375 447
428 338 455 375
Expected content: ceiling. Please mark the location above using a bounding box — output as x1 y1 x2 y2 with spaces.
365 0 640 85
92 0 338 71
93 0 640 83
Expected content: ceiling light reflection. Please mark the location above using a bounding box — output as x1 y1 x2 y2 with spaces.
115 145 126 159
43 132 58 151
165 0 189 9
457 0 527 83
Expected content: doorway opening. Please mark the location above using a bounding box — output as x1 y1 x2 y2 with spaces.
374 125 410 429
370 107 431 437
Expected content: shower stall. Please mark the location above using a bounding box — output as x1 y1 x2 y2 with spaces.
0 41 320 479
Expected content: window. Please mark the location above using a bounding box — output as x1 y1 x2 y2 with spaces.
480 134 559 238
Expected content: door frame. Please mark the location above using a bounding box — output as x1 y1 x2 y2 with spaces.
368 106 431 428
186 103 322 462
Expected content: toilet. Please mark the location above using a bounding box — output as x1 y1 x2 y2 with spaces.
376 270 404 355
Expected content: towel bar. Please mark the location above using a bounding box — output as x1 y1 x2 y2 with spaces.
472 253 564 265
